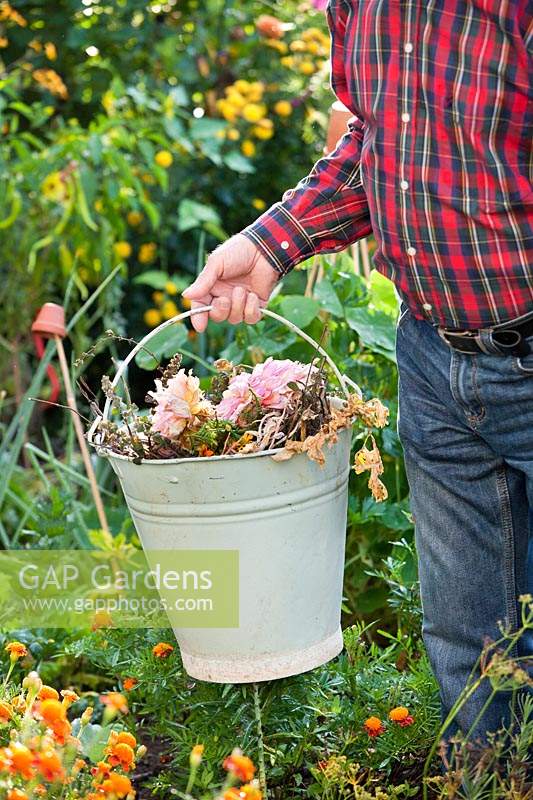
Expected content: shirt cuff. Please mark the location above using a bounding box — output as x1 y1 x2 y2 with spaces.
241 202 316 276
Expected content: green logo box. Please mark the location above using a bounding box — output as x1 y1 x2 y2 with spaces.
0 549 239 630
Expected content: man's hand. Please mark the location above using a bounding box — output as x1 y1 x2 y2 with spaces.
182 234 279 332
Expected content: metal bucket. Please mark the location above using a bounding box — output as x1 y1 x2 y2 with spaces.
90 307 360 683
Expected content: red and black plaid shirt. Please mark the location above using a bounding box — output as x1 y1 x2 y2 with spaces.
243 1 533 329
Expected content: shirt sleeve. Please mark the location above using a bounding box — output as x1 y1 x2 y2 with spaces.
241 118 372 276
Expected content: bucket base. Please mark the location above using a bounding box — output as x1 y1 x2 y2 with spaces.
180 628 344 684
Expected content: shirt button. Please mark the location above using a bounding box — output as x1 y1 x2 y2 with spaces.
401 112 411 123
280 241 289 250
407 246 416 256
404 42 413 53
422 303 432 312
400 180 409 191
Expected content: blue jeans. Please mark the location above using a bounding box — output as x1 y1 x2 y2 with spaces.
396 308 533 740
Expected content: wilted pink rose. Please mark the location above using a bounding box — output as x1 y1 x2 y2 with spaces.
216 372 253 424
148 370 214 439
217 358 316 422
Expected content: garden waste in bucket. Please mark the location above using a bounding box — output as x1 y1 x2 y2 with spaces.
90 307 358 684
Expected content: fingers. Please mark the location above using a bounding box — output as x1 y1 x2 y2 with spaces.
244 292 262 325
190 300 210 333
210 296 232 324
228 286 247 325
183 255 221 300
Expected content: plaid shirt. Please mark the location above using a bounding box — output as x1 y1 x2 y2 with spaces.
243 1 533 329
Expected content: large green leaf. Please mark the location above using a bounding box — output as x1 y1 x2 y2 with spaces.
135 323 188 370
178 199 221 232
223 151 255 174
278 296 320 329
71 722 115 763
314 278 344 317
369 269 399 317
345 306 397 358
133 270 170 289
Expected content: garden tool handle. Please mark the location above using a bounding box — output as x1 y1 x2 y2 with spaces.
98 305 360 427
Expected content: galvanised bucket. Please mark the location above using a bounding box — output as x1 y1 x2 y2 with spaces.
90 307 360 683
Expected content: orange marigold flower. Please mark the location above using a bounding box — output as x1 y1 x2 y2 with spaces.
100 772 133 798
363 716 385 737
39 698 66 724
91 760 111 779
7 789 29 800
107 742 135 771
38 685 59 701
389 706 414 727
190 743 204 767
0 700 12 723
152 642 174 659
224 784 262 800
223 749 256 782
50 717 72 745
116 731 137 749
198 444 215 457
61 689 79 707
34 786 46 797
37 748 65 782
100 692 128 715
5 641 28 661
122 678 137 691
8 742 34 779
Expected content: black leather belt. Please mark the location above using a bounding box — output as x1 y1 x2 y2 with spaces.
438 315 533 356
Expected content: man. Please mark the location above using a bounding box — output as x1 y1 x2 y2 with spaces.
184 1 533 741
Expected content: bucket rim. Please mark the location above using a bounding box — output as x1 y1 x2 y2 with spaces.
89 396 351 466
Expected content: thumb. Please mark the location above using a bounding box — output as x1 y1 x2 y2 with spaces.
183 258 220 299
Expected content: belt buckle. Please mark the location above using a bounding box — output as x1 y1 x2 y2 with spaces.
438 327 478 354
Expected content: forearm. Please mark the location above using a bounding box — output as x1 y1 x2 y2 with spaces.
242 118 372 276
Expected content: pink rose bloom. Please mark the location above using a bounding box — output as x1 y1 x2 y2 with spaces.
148 370 213 439
312 0 328 9
217 358 316 422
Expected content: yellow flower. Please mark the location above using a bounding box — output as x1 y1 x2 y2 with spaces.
41 171 68 203
290 39 306 52
225 88 246 109
94 198 104 213
29 38 41 52
0 37 8 47
246 81 265 102
32 68 68 99
264 38 288 54
144 309 162 328
139 242 157 264
44 41 57 60
233 79 251 94
155 150 173 168
280 56 295 68
181 295 192 310
216 99 239 122
274 100 292 117
152 290 164 305
226 127 240 141
242 103 267 123
252 118 274 140
299 60 315 75
165 280 178 295
0 2 26 26
113 241 132 259
127 210 143 227
161 300 179 320
241 139 256 157
252 198 266 211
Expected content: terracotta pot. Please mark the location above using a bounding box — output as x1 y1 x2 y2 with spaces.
31 303 66 339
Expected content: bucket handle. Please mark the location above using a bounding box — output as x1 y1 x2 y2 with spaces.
99 305 361 426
